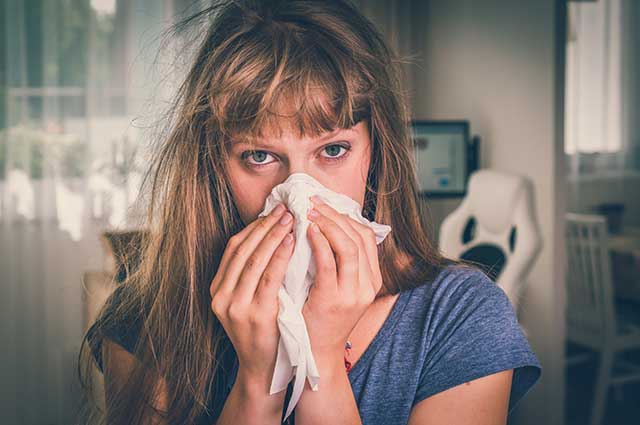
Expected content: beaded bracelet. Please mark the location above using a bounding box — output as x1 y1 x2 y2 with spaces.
344 340 352 373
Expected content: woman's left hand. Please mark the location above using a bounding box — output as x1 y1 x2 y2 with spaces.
302 195 384 363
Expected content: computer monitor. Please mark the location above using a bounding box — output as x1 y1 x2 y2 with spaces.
410 120 478 198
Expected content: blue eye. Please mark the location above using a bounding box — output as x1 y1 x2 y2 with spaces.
240 143 351 169
242 150 276 167
321 144 350 161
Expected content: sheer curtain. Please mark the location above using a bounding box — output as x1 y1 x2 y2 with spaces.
0 1 188 423
565 0 640 178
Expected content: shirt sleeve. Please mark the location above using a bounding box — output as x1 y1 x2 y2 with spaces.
85 284 142 373
413 267 542 415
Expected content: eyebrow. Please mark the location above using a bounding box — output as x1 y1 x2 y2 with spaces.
231 127 356 148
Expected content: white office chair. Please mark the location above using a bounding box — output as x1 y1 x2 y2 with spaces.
565 213 640 425
438 169 542 313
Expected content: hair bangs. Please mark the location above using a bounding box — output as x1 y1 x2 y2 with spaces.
216 23 372 151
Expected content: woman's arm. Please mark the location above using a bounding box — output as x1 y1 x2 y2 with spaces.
293 354 361 425
102 340 286 425
408 369 513 425
216 366 286 425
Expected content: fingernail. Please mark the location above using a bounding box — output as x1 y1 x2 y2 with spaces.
283 233 294 245
308 208 319 219
310 195 325 205
310 222 320 233
279 212 293 225
272 203 285 215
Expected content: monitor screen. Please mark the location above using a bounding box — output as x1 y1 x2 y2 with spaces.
410 121 475 197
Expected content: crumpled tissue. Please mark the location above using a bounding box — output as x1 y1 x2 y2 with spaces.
256 172 392 421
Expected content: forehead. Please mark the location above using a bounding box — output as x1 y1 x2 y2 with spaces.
234 127 356 147
229 118 365 150
219 74 371 149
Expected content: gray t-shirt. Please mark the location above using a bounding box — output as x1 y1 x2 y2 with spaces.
88 264 541 424
228 264 541 424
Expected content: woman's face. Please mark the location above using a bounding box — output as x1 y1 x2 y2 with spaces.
226 120 372 225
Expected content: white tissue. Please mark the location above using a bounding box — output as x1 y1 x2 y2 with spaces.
257 172 392 421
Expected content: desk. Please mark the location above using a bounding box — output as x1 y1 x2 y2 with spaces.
609 227 640 303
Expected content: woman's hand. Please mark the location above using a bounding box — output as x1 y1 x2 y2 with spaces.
302 195 384 362
209 203 296 387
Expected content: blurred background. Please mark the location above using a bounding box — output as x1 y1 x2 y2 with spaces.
0 0 638 424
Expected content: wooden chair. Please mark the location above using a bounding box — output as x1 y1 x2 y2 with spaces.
565 212 640 425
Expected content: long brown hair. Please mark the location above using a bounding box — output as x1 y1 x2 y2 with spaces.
77 1 462 423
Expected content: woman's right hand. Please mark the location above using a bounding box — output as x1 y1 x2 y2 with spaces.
209 203 295 389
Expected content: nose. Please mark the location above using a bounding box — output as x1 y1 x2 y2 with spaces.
285 164 325 185
281 158 331 190
287 157 308 177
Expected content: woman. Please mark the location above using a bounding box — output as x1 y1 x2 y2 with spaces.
79 1 541 424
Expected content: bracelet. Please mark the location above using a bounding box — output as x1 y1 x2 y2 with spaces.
344 340 352 373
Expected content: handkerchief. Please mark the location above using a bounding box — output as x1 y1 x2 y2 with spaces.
257 172 392 421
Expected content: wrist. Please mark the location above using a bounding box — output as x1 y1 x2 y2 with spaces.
235 367 285 417
236 366 274 398
314 351 347 381
218 366 285 425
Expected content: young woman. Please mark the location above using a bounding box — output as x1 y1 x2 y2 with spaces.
79 1 541 424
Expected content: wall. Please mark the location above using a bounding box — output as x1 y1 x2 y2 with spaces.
354 0 416 94
408 1 567 424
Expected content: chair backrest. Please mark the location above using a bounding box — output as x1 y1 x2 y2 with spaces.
438 169 542 311
565 213 616 338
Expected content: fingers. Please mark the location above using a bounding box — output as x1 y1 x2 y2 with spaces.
215 215 268 278
234 210 295 304
216 205 285 279
311 196 378 291
211 203 287 299
309 197 378 294
307 220 338 294
253 231 295 306
307 203 361 296
343 218 383 294
342 218 382 294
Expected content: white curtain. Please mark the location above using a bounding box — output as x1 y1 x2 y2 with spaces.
565 0 640 177
0 0 188 423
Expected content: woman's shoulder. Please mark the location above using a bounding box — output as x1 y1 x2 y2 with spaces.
85 284 144 373
392 262 516 352
409 262 542 413
410 262 531 344
409 262 505 309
